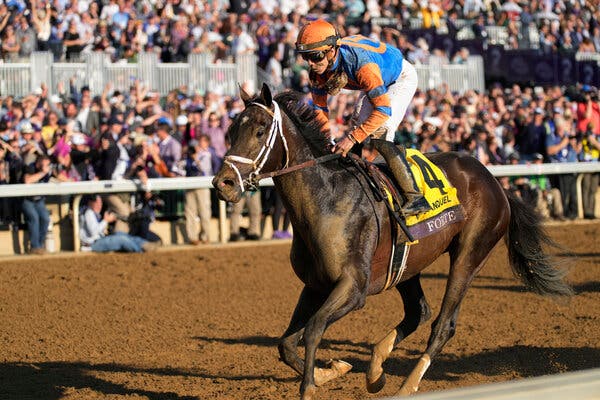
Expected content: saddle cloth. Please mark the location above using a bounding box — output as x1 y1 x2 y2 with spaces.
365 149 464 292
403 149 464 240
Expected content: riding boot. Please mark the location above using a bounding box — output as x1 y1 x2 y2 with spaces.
370 139 431 217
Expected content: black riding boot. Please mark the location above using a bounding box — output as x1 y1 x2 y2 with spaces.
370 139 431 217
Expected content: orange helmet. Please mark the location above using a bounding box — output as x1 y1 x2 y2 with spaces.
296 19 340 53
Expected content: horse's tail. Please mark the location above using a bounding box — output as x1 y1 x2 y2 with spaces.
505 190 573 297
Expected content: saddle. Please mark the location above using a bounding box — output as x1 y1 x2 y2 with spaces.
347 153 464 292
347 155 413 241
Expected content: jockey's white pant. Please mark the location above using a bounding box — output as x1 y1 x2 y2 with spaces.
353 59 418 142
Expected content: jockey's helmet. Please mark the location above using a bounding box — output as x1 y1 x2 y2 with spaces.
295 19 340 54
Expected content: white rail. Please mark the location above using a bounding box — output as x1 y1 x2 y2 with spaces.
0 162 598 250
1 163 596 198
384 368 600 400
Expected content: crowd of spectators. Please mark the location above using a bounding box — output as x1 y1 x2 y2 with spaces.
0 73 598 253
0 0 599 254
0 0 598 65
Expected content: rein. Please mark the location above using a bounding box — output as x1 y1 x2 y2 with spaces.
252 153 341 181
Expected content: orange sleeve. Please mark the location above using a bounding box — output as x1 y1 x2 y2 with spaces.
353 63 391 142
310 90 330 133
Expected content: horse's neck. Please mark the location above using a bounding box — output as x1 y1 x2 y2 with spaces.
274 127 336 223
283 121 320 166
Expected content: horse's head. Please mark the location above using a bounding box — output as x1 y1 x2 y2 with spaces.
212 83 289 203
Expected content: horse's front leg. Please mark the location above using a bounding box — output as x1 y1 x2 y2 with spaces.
279 287 326 376
279 287 353 388
300 275 363 400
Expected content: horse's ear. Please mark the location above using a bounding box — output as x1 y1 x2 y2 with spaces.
239 83 252 106
259 83 273 108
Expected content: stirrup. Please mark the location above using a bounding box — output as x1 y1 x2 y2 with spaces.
401 196 431 217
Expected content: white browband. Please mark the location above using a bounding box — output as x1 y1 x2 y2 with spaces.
223 100 289 192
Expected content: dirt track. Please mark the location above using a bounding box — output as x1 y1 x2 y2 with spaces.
0 222 599 400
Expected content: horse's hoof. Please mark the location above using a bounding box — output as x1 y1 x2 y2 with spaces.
366 372 386 393
314 359 353 386
396 384 418 397
301 384 316 400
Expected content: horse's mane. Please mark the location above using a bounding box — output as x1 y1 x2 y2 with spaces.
274 91 331 157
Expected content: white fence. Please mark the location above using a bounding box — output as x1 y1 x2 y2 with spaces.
385 368 600 400
0 162 599 252
0 52 258 97
415 56 485 93
2 51 486 98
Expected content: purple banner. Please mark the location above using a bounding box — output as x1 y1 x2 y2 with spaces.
398 28 597 86
577 61 600 86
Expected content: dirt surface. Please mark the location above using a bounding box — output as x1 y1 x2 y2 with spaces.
0 222 599 400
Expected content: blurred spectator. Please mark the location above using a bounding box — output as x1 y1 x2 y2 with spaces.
184 136 217 245
408 38 430 65
231 24 257 60
96 127 133 233
15 15 37 60
80 194 159 253
155 119 183 177
518 107 547 161
546 118 581 220
201 104 229 161
229 191 262 242
2 25 20 62
63 20 85 61
22 153 51 254
528 153 565 220
31 0 52 52
263 187 291 240
576 86 600 219
451 47 470 65
265 45 284 90
70 133 96 181
421 0 444 29
471 14 488 40
128 191 163 244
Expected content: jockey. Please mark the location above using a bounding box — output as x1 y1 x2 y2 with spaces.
295 19 430 216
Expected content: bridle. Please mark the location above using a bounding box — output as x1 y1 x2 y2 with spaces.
223 101 289 192
222 99 342 192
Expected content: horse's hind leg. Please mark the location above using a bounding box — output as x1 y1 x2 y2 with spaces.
366 274 431 393
397 240 496 395
278 287 353 388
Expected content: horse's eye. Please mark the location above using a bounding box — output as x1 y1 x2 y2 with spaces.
256 128 265 137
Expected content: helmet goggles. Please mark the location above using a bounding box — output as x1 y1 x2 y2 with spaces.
300 50 328 63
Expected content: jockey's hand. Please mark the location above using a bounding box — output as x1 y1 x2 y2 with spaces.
332 135 355 157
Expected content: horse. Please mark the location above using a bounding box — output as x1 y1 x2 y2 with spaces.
212 84 572 400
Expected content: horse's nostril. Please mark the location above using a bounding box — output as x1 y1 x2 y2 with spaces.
223 179 235 187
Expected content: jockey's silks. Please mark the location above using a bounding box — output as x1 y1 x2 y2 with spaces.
310 35 405 140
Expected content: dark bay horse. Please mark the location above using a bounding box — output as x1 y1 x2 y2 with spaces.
212 84 572 400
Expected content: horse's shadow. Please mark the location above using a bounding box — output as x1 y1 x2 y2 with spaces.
0 362 201 400
423 273 600 294
0 358 311 400
195 335 599 384
383 345 600 382
192 335 373 356
8 344 595 399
